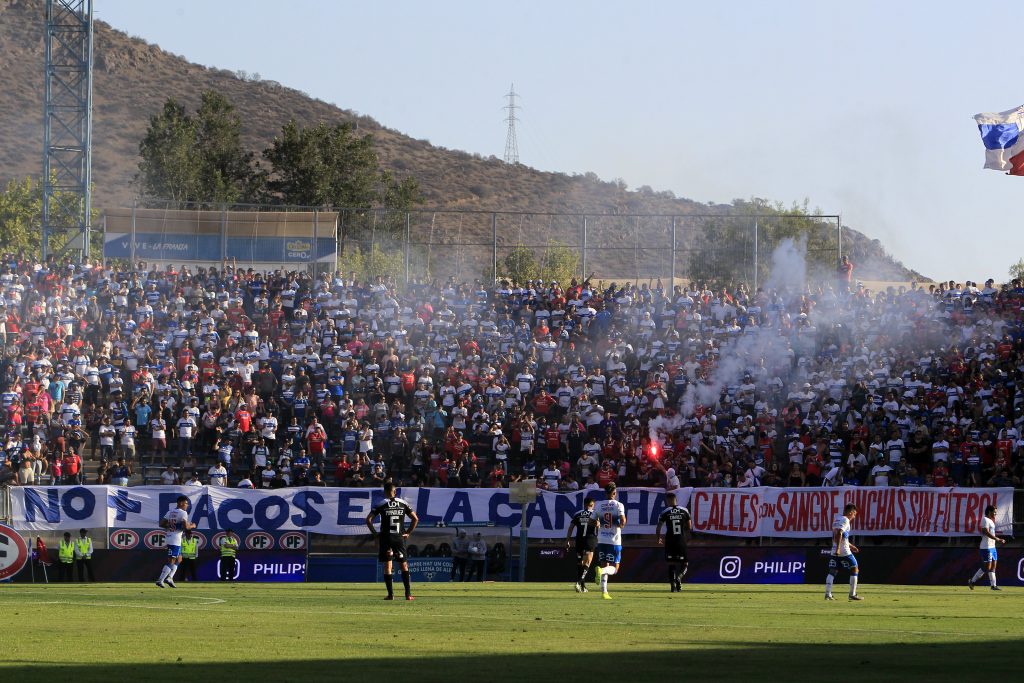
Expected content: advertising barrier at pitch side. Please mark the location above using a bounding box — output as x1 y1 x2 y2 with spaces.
8 485 1013 538
527 546 1024 586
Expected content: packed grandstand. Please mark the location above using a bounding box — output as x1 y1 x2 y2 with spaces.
0 254 1022 494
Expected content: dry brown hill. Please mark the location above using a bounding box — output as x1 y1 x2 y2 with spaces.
0 0 925 282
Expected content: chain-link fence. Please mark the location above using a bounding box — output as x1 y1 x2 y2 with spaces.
336 208 842 288
106 202 841 288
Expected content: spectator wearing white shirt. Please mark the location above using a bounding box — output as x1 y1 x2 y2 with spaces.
176 414 196 457
160 465 179 486
870 458 893 486
208 463 228 487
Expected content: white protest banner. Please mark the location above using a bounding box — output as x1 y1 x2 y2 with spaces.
8 486 672 538
9 485 1011 538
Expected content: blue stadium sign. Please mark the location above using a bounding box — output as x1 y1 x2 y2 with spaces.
104 233 337 263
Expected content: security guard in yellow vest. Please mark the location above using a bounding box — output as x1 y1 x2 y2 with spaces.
218 530 239 581
75 528 95 582
58 532 75 582
180 530 199 582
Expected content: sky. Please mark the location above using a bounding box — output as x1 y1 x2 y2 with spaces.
97 0 1024 282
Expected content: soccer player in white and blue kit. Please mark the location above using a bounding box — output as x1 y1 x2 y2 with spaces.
825 503 863 601
156 495 195 588
969 504 1006 591
594 483 626 600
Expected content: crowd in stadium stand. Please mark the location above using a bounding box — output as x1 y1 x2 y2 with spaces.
0 252 1022 493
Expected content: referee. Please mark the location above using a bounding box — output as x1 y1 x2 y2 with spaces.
566 496 599 592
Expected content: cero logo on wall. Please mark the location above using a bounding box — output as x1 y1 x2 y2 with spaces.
286 240 312 259
246 532 274 550
0 523 30 580
144 530 167 549
109 529 140 550
279 532 306 551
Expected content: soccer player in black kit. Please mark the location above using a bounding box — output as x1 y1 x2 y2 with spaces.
366 483 419 600
655 492 692 592
565 497 600 592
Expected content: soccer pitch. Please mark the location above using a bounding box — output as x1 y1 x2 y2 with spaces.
1 583 1021 681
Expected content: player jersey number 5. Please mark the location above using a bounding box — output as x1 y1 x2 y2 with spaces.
387 516 402 536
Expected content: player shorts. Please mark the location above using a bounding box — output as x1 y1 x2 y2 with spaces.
575 537 598 559
664 541 687 563
828 554 857 572
166 545 182 559
980 548 998 563
378 538 408 563
597 543 622 565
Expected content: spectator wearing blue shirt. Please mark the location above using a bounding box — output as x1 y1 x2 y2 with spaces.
292 450 311 482
134 398 152 437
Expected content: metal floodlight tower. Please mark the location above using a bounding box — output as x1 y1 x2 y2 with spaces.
42 0 95 261
503 83 520 164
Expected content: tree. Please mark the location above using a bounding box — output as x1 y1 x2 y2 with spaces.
539 241 580 285
137 92 263 206
376 171 424 240
336 244 404 282
685 198 839 288
137 98 199 204
0 176 42 254
263 120 379 208
380 171 423 213
1010 258 1024 282
501 245 539 284
0 176 100 258
193 91 264 204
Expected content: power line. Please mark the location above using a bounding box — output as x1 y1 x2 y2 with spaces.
503 83 520 164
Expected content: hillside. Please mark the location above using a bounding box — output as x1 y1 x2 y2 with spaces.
0 0 925 282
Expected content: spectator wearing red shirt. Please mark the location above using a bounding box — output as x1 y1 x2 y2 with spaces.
235 405 251 432
176 343 194 372
307 422 327 461
544 424 561 458
62 450 82 485
23 380 39 404
489 462 506 488
533 390 555 417
332 458 352 486
596 460 617 488
450 433 469 461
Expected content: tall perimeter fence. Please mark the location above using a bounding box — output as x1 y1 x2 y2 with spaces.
103 201 843 287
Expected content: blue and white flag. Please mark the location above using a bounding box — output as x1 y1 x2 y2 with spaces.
975 105 1024 175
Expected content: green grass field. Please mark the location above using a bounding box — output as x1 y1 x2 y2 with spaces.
1 582 1021 681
